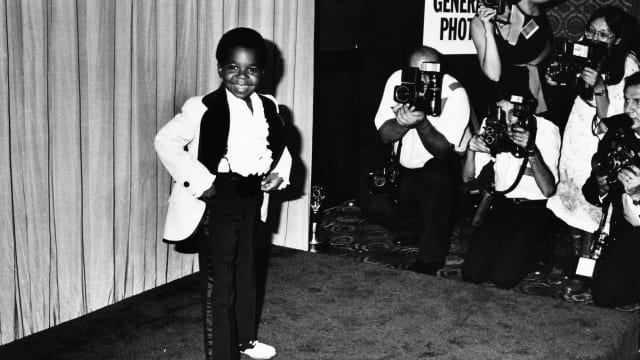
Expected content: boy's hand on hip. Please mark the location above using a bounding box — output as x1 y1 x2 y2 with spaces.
199 184 216 199
261 173 283 192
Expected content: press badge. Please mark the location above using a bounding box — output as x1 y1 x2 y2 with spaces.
575 257 597 278
521 19 540 39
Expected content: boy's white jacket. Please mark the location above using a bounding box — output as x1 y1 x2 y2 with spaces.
155 94 292 241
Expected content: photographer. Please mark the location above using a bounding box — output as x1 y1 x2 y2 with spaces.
462 88 560 289
582 71 640 308
471 0 554 115
546 6 640 285
373 46 470 275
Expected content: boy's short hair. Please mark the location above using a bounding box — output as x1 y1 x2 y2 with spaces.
216 27 267 68
624 71 640 91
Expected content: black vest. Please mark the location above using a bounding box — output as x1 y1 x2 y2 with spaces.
197 87 286 175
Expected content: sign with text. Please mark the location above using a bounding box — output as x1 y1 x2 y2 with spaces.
423 0 478 55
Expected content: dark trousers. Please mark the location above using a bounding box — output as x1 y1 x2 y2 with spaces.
397 157 460 263
592 222 640 308
198 174 262 360
462 197 551 289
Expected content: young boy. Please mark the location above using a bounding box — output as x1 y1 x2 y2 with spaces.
155 27 291 360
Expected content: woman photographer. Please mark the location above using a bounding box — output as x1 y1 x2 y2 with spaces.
546 5 640 293
470 0 554 115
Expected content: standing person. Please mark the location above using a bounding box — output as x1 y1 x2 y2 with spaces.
462 89 560 289
582 71 640 308
471 0 554 115
546 6 640 286
373 46 470 275
155 27 291 360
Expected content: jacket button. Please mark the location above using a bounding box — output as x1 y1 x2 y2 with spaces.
183 181 190 187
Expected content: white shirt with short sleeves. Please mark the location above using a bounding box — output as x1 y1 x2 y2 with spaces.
474 116 561 200
374 70 470 169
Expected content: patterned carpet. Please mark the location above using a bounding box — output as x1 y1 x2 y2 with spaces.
314 199 640 315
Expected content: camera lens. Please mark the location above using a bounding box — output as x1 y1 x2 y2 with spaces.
373 176 387 187
394 85 412 103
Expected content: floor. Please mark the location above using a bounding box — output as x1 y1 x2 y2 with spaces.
313 198 640 314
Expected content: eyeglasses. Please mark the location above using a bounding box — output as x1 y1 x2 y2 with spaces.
625 97 640 108
585 26 615 42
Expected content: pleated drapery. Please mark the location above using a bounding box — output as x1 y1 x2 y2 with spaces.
0 0 314 345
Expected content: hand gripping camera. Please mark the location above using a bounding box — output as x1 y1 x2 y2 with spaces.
591 114 640 185
481 0 508 14
545 38 608 99
393 62 443 117
482 94 537 158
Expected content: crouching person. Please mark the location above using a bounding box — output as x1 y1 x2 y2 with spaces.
462 88 560 289
583 71 640 308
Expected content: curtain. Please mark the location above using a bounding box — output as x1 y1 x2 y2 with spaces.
632 1 640 26
0 0 313 345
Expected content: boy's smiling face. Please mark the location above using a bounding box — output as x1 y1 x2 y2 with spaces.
218 46 263 100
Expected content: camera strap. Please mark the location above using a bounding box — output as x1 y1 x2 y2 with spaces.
393 138 403 163
493 156 529 196
471 155 528 228
495 115 536 195
390 139 402 203
576 200 612 277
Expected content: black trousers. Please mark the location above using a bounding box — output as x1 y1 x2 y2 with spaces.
462 197 551 289
592 221 640 308
197 174 262 360
396 157 460 263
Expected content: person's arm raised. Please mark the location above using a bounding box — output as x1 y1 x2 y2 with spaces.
471 6 502 82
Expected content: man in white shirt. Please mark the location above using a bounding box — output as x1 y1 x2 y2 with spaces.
461 88 560 289
373 46 470 275
583 71 640 308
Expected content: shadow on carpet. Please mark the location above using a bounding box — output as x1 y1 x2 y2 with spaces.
1 248 638 360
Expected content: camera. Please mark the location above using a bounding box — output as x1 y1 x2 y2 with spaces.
482 94 537 157
368 152 400 199
393 62 443 117
591 115 640 184
545 38 608 99
481 0 507 14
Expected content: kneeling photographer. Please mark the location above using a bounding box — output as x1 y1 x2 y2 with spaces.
462 88 560 289
371 46 470 275
471 0 555 115
582 71 640 308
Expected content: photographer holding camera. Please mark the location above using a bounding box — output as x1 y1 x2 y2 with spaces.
546 6 640 288
462 88 560 289
471 0 554 115
582 71 640 308
373 46 470 275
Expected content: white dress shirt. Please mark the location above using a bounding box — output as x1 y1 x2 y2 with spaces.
374 70 470 169
474 116 561 200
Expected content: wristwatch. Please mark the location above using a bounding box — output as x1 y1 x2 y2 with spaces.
594 89 608 97
526 145 537 156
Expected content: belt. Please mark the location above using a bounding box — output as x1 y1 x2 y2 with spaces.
214 173 262 197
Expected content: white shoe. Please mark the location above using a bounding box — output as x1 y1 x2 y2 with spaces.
240 340 277 359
